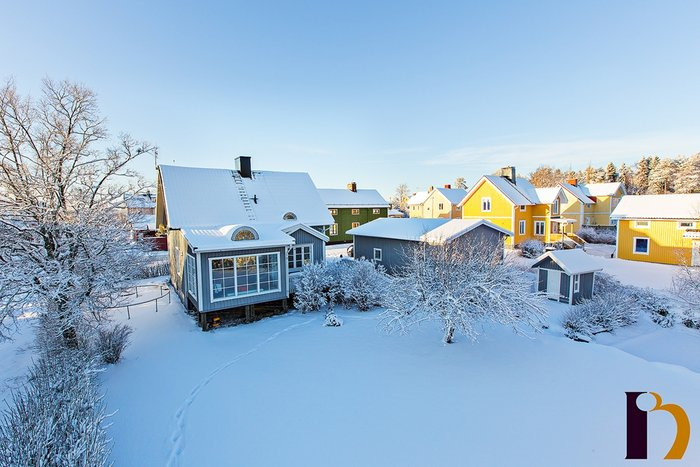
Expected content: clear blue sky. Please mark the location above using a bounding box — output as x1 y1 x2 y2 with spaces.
3 1 699 197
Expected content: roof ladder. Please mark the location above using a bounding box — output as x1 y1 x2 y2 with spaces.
232 172 257 221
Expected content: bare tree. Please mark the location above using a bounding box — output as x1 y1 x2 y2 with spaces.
0 78 155 346
382 238 546 344
390 183 411 212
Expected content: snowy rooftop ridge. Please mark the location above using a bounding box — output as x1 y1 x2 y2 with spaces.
559 182 595 204
579 182 625 197
430 187 469 205
531 249 603 275
317 188 389 208
347 218 512 243
158 164 334 228
611 194 700 220
420 219 513 244
407 191 429 206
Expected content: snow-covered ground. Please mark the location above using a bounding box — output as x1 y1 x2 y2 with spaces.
1 252 698 466
326 242 352 258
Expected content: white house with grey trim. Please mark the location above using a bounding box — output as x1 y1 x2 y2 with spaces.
156 156 333 330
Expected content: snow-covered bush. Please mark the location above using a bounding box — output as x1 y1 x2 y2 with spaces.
562 286 638 341
324 260 354 308
631 288 674 328
576 226 616 245
0 350 111 466
96 323 133 364
293 263 328 312
384 239 546 344
324 310 343 327
673 263 700 329
340 259 388 311
520 239 545 258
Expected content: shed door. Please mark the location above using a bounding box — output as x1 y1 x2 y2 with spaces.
693 241 700 267
546 270 560 300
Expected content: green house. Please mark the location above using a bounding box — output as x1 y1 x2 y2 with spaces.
318 182 390 244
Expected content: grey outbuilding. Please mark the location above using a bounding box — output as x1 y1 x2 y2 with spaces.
531 249 602 304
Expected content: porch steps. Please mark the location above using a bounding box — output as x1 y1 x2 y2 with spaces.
232 172 256 221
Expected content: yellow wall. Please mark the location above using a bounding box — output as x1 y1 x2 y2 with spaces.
617 219 698 265
408 203 424 218
411 190 462 219
462 179 516 245
583 186 624 226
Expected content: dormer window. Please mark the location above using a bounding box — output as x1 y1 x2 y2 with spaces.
232 227 258 241
552 198 560 215
283 212 297 221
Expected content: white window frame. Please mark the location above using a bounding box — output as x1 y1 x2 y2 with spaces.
287 244 313 272
351 208 360 215
678 221 695 230
329 208 338 215
351 222 360 228
552 198 560 215
481 197 492 212
633 237 650 256
519 220 526 235
373 248 382 261
438 203 444 210
519 205 526 211
573 274 580 293
534 221 545 236
372 208 380 214
634 220 650 229
209 252 281 303
186 254 197 297
329 223 338 236
551 221 559 234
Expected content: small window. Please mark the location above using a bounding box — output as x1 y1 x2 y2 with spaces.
288 244 313 271
678 221 695 230
519 205 526 211
573 274 580 293
633 237 650 255
634 220 650 229
373 248 382 261
186 254 197 297
534 221 545 236
551 221 559 234
283 212 297 221
519 220 526 235
481 197 491 212
552 199 560 215
438 203 444 210
329 224 338 236
232 227 258 241
352 209 360 215
329 209 338 215
351 222 360 228
372 208 380 214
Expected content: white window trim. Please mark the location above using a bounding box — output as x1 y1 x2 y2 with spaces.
186 254 197 298
329 208 338 215
573 274 580 293
634 220 650 229
351 209 360 215
519 205 526 212
519 220 526 235
351 222 360 228
373 248 382 261
288 243 314 272
209 252 282 303
633 237 650 256
372 208 380 214
330 223 338 236
534 221 545 236
678 221 695 230
481 197 492 212
552 199 560 215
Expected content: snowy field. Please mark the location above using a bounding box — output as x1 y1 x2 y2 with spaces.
1 252 699 466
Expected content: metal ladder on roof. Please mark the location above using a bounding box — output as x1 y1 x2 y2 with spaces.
232 172 256 221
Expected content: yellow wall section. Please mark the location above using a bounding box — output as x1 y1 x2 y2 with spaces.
462 180 516 244
421 190 462 219
617 219 696 265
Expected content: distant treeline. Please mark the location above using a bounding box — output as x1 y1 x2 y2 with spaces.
528 153 700 194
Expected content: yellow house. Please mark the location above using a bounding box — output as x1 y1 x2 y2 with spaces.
408 186 467 219
558 179 626 227
611 194 700 266
459 168 571 247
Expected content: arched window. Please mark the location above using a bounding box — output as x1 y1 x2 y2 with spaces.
232 227 258 241
283 212 297 221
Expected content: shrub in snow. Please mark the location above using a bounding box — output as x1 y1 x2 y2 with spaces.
673 263 700 330
520 239 545 258
324 310 343 327
576 226 616 245
294 263 328 312
562 287 638 340
630 288 674 328
96 323 133 364
324 260 353 308
0 349 110 466
383 239 546 344
340 259 388 311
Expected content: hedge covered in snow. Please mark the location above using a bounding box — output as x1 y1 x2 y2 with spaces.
576 226 616 245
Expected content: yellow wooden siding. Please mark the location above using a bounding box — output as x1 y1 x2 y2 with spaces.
461 180 516 245
617 219 696 265
422 191 461 219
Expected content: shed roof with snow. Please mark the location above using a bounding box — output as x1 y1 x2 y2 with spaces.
611 194 700 220
347 218 512 243
531 249 603 275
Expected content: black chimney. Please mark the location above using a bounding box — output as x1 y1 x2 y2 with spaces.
236 156 252 178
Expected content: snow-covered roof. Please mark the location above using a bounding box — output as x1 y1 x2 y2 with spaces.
388 209 405 218
407 191 429 206
347 218 449 241
182 223 296 253
532 249 603 275
129 214 157 231
611 194 700 220
347 218 512 243
429 187 469 205
317 188 389 208
420 219 513 245
559 182 595 204
158 165 334 228
579 182 625 197
460 176 566 207
534 187 564 204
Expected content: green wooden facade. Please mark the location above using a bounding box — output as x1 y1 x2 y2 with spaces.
328 207 388 244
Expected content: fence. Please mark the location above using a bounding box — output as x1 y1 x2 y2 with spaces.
108 283 172 319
